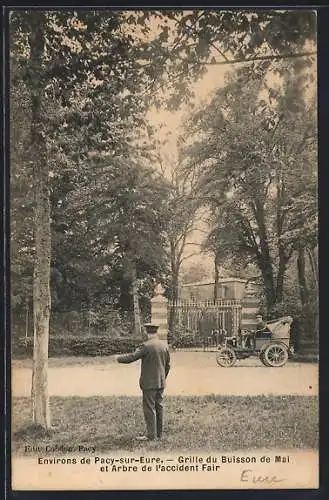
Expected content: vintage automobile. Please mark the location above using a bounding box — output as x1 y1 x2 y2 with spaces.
216 316 294 368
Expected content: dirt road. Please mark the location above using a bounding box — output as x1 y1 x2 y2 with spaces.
12 351 318 398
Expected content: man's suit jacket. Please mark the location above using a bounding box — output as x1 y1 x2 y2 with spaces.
117 336 170 390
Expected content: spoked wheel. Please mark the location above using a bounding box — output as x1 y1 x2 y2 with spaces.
259 348 270 366
263 343 289 367
216 347 237 367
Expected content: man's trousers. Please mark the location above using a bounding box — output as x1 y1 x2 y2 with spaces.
142 388 164 440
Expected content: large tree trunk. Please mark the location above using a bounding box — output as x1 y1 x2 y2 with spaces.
253 199 276 311
257 254 276 311
29 12 51 429
276 246 289 304
131 264 142 337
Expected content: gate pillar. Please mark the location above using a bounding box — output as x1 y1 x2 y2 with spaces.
241 297 260 330
151 284 168 343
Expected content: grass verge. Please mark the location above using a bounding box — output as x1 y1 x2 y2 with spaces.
12 395 318 454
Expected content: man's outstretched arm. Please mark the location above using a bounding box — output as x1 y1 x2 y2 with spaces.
117 345 145 364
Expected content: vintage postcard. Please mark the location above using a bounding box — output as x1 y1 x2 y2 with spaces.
9 8 318 491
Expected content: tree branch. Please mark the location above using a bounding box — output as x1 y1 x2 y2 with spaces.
202 51 316 66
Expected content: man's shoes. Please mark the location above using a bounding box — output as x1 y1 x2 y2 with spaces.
135 435 154 441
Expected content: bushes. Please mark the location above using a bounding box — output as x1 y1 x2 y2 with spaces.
12 336 145 359
258 285 319 354
11 309 134 341
171 334 204 349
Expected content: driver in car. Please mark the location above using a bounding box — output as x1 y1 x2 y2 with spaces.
246 314 271 349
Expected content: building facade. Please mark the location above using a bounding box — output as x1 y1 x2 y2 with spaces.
179 278 257 301
174 278 261 335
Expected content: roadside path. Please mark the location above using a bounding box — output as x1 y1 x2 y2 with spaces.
12 352 318 397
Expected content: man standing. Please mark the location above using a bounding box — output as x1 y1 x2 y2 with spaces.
116 323 171 441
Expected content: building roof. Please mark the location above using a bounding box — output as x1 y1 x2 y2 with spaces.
181 278 249 287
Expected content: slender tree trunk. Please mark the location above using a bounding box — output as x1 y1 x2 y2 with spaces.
297 246 309 306
307 246 318 288
296 245 314 349
131 264 142 337
25 298 29 341
275 180 287 304
168 270 179 333
214 252 220 303
29 12 51 428
307 246 319 347
168 240 179 333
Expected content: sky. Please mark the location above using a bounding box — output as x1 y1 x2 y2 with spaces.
147 64 232 160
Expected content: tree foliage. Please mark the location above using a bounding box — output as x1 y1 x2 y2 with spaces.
10 10 171 327
133 10 316 109
183 56 317 312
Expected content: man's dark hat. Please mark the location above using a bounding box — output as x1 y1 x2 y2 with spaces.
144 323 159 333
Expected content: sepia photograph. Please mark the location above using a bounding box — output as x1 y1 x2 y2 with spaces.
9 8 318 491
